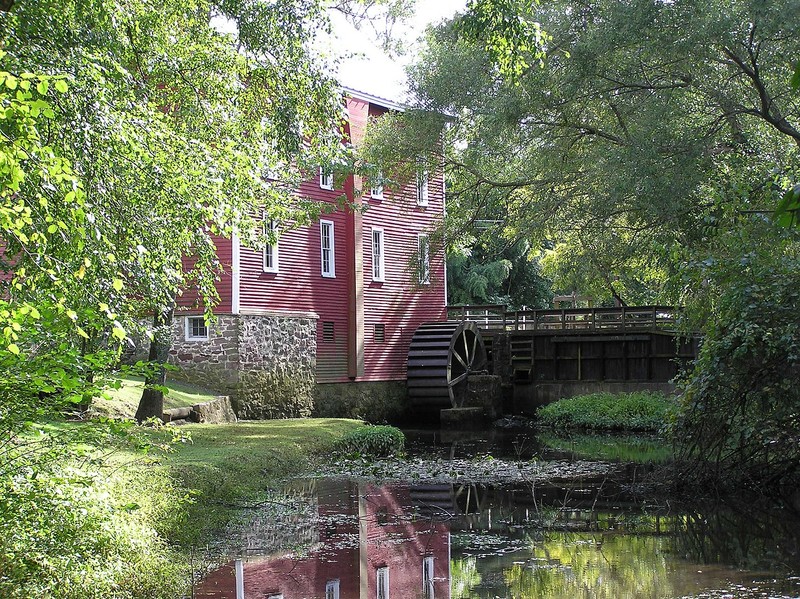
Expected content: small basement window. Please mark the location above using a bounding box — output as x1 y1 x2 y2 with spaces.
185 316 208 341
322 321 335 343
374 323 385 343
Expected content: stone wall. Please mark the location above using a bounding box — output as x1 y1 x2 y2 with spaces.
168 312 317 419
235 313 317 419
313 381 409 424
168 315 241 393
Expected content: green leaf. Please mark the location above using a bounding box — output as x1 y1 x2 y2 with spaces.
111 326 126 341
36 79 48 95
54 79 68 93
112 278 124 291
7 343 20 355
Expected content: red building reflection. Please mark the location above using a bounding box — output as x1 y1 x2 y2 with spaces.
196 482 451 599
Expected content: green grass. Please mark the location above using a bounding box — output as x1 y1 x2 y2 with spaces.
91 376 220 418
6 416 365 598
536 391 677 432
138 418 365 546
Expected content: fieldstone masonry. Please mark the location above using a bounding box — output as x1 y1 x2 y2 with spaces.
168 311 317 419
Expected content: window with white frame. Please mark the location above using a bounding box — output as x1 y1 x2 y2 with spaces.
376 567 389 599
372 227 385 282
320 167 334 190
416 168 429 207
263 218 279 273
320 220 336 277
325 580 340 599
185 316 208 341
423 556 435 599
417 234 430 285
370 171 384 200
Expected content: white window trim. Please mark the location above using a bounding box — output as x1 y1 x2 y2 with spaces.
320 219 336 278
418 233 431 285
325 579 340 599
377 567 389 599
416 169 429 207
185 316 209 341
372 227 385 282
423 556 435 599
370 171 384 200
263 218 279 273
320 167 334 190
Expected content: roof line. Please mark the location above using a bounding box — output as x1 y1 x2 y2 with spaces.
341 86 409 112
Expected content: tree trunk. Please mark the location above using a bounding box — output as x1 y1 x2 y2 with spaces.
135 307 174 423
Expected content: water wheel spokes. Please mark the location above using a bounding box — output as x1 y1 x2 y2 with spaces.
407 321 487 408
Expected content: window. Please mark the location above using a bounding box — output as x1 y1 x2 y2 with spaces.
418 234 430 285
322 321 335 343
374 323 385 343
263 218 279 273
376 567 389 599
320 220 336 277
320 167 334 190
371 171 384 200
423 557 435 599
416 168 429 207
371 227 385 282
185 316 208 341
325 580 340 599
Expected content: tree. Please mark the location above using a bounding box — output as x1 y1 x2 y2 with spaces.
448 236 551 308
363 0 800 490
0 0 414 421
364 0 800 304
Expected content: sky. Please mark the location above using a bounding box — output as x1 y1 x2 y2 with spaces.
329 1 467 103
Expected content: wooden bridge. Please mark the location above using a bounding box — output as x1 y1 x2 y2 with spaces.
445 304 698 412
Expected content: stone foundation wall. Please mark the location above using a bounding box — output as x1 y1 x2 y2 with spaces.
169 312 317 419
313 381 409 424
168 315 241 393
235 314 317 419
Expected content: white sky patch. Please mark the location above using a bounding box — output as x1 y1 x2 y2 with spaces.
328 1 467 103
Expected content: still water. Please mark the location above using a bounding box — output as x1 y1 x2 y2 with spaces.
195 430 800 599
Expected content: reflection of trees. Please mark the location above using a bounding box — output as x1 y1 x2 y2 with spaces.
672 503 800 572
506 532 673 599
451 557 481 598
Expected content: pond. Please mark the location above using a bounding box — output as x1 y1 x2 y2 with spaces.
195 429 800 599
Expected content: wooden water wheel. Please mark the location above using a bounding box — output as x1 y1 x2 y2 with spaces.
407 321 488 408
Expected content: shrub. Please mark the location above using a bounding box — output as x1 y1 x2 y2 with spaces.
536 391 675 432
0 463 190 599
333 425 405 457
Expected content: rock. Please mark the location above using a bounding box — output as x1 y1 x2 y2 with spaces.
190 396 237 423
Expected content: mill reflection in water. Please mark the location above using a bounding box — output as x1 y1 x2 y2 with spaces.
195 472 800 599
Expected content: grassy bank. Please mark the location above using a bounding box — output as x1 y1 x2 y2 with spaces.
157 418 364 546
536 391 676 432
3 416 363 599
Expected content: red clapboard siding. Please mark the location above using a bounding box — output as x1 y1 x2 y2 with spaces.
360 164 447 381
176 237 233 314
186 92 448 384
238 181 350 382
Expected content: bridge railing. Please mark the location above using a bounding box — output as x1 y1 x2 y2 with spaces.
447 305 679 332
446 304 508 330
